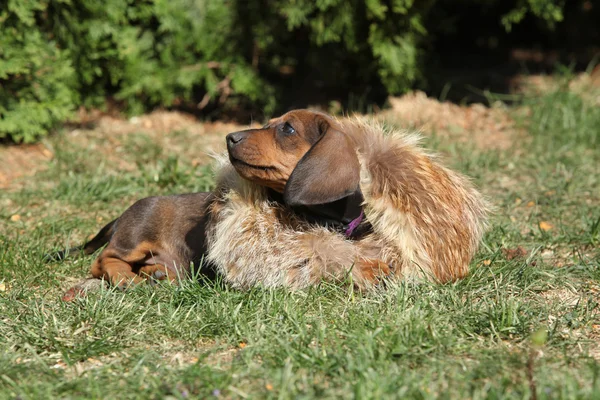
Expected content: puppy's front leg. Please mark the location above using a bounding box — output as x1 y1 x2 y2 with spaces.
288 231 390 289
352 258 392 288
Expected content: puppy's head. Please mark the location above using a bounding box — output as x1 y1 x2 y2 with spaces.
226 109 360 206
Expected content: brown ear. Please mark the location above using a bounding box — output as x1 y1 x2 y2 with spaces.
284 122 360 206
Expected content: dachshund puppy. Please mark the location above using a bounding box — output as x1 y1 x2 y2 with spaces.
56 109 489 297
55 192 214 300
205 110 489 289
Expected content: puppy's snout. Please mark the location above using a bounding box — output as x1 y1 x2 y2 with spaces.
226 131 247 148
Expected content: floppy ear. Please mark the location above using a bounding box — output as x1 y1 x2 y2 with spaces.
284 119 360 206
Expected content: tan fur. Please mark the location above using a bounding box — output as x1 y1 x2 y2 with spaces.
206 116 489 289
206 163 382 288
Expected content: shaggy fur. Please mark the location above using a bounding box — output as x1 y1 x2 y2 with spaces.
205 116 489 289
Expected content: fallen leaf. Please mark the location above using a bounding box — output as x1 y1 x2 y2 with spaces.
41 148 54 158
51 361 68 369
10 214 20 222
539 221 553 231
502 246 528 260
62 287 86 302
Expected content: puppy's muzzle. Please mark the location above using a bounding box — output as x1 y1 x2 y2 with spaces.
226 131 249 150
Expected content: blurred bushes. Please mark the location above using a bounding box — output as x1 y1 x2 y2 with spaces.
0 0 572 142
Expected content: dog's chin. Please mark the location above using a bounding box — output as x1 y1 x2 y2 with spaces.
229 157 287 193
229 154 274 171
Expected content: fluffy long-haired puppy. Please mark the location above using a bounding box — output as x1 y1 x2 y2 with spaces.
57 109 489 297
206 110 489 289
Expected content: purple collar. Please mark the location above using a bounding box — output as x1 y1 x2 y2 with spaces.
344 210 365 237
268 189 370 239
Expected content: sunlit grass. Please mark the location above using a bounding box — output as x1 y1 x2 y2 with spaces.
0 82 598 399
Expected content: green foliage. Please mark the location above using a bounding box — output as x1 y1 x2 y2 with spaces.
501 0 565 31
1 0 274 143
0 1 79 143
277 0 431 94
0 0 573 142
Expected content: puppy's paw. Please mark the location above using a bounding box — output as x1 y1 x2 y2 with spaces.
138 264 178 285
109 273 146 290
355 258 392 287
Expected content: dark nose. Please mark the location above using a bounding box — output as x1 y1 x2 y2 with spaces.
226 131 247 148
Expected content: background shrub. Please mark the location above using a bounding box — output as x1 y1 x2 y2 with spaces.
0 0 589 142
0 2 78 143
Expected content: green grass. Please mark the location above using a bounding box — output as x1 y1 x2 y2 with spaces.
1 82 599 399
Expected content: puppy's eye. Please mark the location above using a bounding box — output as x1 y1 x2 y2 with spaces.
281 122 296 135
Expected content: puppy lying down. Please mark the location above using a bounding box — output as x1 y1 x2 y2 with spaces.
56 110 489 299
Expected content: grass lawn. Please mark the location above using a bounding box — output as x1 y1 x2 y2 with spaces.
1 76 599 399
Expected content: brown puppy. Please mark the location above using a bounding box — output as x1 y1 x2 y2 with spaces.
56 109 488 296
55 192 213 295
211 110 392 288
205 110 489 288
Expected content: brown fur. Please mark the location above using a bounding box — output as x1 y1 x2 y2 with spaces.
57 109 489 297
206 110 489 288
65 193 214 293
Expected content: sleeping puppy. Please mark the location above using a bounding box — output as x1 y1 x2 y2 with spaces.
55 109 489 298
